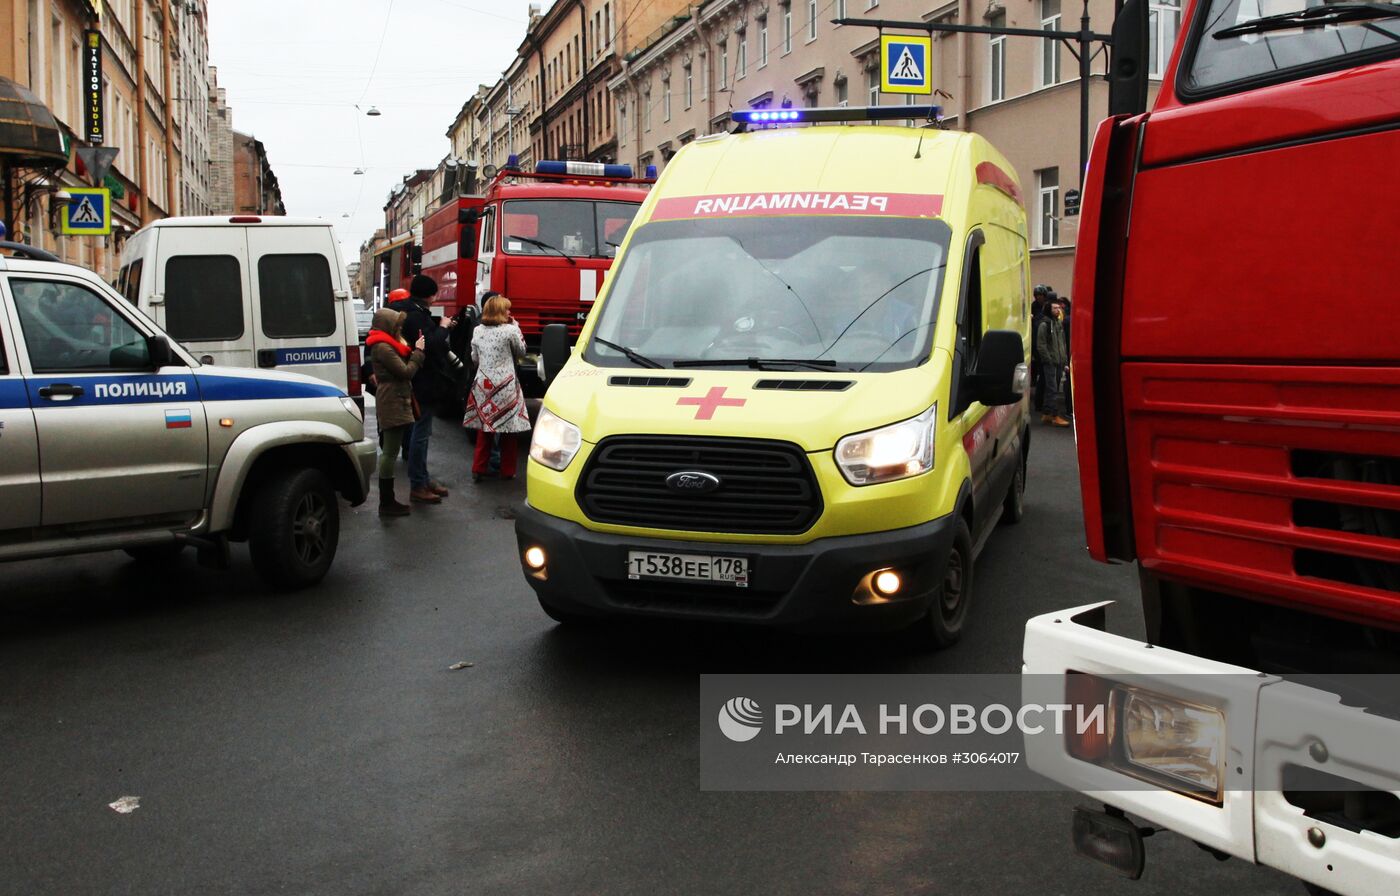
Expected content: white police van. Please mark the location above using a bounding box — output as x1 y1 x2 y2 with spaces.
117 217 361 403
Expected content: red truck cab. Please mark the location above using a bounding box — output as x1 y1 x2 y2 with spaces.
420 159 652 396
1024 1 1400 892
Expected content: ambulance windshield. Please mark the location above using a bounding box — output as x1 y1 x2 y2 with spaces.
586 216 950 372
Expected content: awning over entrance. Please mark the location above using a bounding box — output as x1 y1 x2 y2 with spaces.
0 76 67 167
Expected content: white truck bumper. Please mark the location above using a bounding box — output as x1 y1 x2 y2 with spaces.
1023 602 1400 896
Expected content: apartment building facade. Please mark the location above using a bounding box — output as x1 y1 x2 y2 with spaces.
608 0 1180 289
1 0 251 281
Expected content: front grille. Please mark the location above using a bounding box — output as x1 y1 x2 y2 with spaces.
577 435 822 534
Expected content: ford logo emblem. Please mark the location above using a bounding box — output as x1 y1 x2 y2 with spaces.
666 471 721 493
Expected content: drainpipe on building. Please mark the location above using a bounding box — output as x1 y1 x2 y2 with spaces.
957 0 972 133
576 0 589 159
134 4 149 224
162 0 177 215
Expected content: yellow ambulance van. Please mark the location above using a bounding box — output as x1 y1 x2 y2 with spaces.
516 106 1032 647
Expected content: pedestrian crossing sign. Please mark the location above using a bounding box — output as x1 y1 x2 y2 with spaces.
880 35 933 95
61 188 111 235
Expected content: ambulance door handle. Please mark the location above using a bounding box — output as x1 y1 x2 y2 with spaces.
39 383 84 401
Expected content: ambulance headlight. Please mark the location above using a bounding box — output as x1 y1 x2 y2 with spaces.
834 404 937 485
529 407 582 471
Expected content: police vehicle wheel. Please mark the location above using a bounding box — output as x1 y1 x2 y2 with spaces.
248 468 339 589
124 543 186 564
921 517 974 649
1000 454 1027 526
537 596 597 626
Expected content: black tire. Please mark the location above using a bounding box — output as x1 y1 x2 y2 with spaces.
916 516 974 649
124 543 186 564
538 596 597 626
1000 451 1027 525
1302 885 1342 896
248 467 339 589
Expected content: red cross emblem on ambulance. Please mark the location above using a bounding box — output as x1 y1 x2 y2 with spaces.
677 386 746 420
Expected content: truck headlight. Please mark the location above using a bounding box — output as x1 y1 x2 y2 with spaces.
1115 687 1225 797
529 407 582 471
834 404 937 485
1066 673 1226 803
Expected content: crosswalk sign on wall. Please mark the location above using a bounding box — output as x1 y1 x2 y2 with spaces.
880 35 933 95
61 188 112 236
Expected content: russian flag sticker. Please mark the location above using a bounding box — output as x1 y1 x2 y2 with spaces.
165 409 193 429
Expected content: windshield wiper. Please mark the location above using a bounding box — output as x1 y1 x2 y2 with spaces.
672 357 849 372
1213 2 1400 38
593 337 665 369
508 233 578 266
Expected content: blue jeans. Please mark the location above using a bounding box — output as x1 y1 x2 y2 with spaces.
408 412 433 489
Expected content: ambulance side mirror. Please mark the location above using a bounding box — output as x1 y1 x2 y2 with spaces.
540 323 570 384
969 330 1026 407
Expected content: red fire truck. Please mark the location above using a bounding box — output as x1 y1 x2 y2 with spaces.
1023 0 1400 893
420 158 653 395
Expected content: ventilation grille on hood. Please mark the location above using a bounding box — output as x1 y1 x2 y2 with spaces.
753 379 854 392
608 376 692 387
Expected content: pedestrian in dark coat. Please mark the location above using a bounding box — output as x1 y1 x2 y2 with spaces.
389 274 459 504
1036 301 1071 427
367 308 425 515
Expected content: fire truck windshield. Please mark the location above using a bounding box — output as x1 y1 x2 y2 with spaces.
1186 0 1400 93
501 199 640 259
585 215 951 373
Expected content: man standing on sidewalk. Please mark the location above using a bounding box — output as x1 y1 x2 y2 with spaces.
1036 300 1072 428
390 275 458 504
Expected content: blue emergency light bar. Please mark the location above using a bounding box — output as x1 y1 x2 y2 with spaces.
535 160 635 179
732 104 943 130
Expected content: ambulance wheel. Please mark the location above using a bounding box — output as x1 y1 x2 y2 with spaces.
248 467 340 589
124 543 186 564
537 597 597 626
1000 452 1027 526
915 517 973 650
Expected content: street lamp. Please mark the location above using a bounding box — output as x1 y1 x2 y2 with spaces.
353 168 365 175
365 106 382 117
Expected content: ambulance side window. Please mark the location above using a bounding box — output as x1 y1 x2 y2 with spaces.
951 233 986 416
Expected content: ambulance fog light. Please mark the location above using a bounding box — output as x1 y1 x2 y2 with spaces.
835 404 937 485
529 407 583 471
873 570 902 596
523 546 547 570
1114 687 1225 799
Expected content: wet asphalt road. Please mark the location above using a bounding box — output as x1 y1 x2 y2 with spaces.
0 419 1298 895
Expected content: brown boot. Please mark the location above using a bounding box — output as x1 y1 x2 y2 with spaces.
1052 416 1072 427
410 486 443 504
428 480 450 497
378 479 410 517
1040 413 1054 424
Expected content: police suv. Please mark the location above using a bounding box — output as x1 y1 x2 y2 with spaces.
0 242 375 587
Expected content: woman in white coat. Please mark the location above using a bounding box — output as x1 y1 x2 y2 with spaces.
463 294 531 481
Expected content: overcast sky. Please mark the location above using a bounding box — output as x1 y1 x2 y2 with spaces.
207 0 541 263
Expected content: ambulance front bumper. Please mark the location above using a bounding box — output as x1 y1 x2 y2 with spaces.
1022 602 1400 896
514 504 957 629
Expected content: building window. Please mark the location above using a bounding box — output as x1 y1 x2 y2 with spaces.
759 20 768 67
1040 0 1062 87
719 42 728 90
867 68 879 105
700 52 709 98
807 0 818 40
1036 167 1060 248
836 0 847 19
684 64 693 108
738 33 747 78
988 14 1006 102
1149 0 1182 78
836 79 848 105
642 88 651 132
663 78 672 121
783 8 793 53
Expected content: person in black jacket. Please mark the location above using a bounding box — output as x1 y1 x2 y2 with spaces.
389 274 460 504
